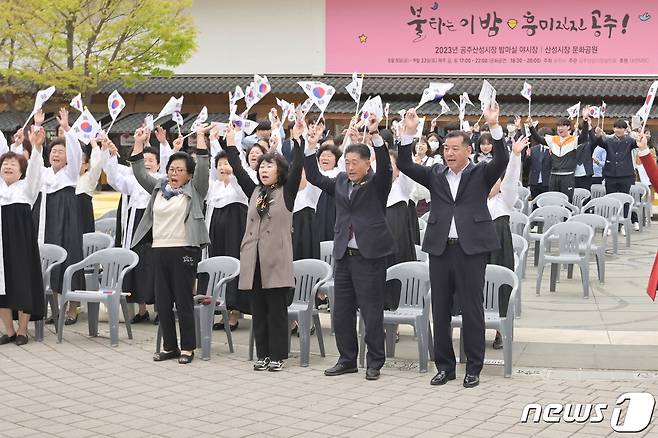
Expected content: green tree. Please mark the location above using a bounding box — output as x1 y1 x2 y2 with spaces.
0 0 196 111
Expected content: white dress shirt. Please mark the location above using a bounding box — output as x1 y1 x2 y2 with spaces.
293 182 322 213
387 172 414 207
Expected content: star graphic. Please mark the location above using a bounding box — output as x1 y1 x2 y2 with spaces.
358 34 368 44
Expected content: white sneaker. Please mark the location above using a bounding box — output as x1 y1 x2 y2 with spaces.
634 222 640 232
268 360 285 372
253 357 270 371
621 226 626 236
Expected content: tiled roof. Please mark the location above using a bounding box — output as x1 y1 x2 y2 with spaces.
309 100 657 119
99 75 658 99
0 112 29 131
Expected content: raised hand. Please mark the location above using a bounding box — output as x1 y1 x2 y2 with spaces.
483 102 500 127
511 135 530 156
34 109 45 126
209 123 221 141
404 108 420 136
367 114 380 134
225 123 236 147
154 126 167 144
637 132 648 150
107 141 119 157
28 125 45 152
57 108 70 131
291 118 306 141
132 127 148 155
173 135 184 151
13 128 23 146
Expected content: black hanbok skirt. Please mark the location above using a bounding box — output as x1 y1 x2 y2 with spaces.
123 208 155 305
488 215 515 317
36 187 85 294
383 201 416 310
314 191 336 242
206 202 251 314
77 193 95 234
292 207 320 261
408 200 421 246
0 204 45 319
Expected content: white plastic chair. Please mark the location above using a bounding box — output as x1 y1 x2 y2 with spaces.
98 209 117 220
529 191 569 210
536 222 593 298
582 197 623 254
318 240 335 334
605 193 634 248
572 188 591 211
630 185 648 231
509 211 529 237
36 244 68 341
94 218 117 238
511 234 528 316
517 186 531 214
635 183 652 228
57 248 138 346
359 262 432 373
568 214 610 283
523 206 572 267
536 196 579 214
452 265 518 378
590 184 606 199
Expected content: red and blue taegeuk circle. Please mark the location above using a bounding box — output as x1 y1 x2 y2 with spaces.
80 121 93 133
111 99 120 109
258 83 268 93
312 87 326 99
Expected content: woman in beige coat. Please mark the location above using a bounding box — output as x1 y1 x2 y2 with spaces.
224 119 305 372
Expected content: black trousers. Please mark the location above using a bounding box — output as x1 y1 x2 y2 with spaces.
429 243 487 376
529 184 548 200
153 246 200 352
549 173 575 202
251 257 290 361
591 176 603 185
605 175 637 223
575 175 592 191
334 252 386 370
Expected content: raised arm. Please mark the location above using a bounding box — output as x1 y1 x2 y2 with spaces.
368 115 393 202
86 141 104 188
499 136 529 209
57 108 83 184
283 138 304 211
127 127 159 193
225 124 257 198
303 123 338 196
527 121 547 146
637 133 658 188
589 126 606 149
396 109 432 188
192 125 210 198
25 125 45 202
483 103 510 187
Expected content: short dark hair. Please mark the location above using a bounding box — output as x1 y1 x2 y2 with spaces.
345 143 371 160
214 150 228 168
317 143 341 163
557 118 572 127
143 146 161 164
257 152 289 186
614 119 628 129
479 132 493 146
166 151 196 174
333 134 344 146
81 143 92 165
0 151 27 179
256 121 271 132
444 130 470 147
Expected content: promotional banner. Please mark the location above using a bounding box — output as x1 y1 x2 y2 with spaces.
326 0 657 75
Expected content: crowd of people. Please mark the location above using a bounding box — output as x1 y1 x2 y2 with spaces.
0 100 653 386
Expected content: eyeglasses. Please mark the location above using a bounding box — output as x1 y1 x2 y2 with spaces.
168 167 187 174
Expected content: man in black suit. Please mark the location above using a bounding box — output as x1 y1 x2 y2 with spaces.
304 116 395 381
397 104 508 388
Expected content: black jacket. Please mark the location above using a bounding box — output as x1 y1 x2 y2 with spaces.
304 144 395 260
523 145 551 186
397 134 509 256
590 132 637 178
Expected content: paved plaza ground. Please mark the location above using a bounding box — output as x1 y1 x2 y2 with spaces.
1 197 658 437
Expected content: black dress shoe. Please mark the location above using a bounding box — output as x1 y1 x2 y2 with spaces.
64 314 78 326
178 352 194 364
430 370 456 386
463 374 480 388
153 349 181 361
15 335 28 346
213 321 239 331
0 334 17 345
130 311 150 324
324 363 358 376
44 316 55 325
365 368 380 380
